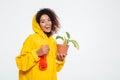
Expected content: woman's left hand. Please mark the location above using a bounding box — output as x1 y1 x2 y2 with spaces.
57 53 67 61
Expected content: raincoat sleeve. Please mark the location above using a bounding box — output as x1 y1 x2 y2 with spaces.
56 59 65 72
16 35 40 72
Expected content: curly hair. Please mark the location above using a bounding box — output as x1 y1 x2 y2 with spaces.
36 8 60 34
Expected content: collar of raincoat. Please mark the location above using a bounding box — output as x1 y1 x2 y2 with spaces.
32 15 51 39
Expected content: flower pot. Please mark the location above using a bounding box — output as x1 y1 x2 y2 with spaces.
57 44 69 54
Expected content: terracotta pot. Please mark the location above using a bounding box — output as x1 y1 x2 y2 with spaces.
57 44 69 54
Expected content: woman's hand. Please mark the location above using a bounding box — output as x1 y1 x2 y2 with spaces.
57 53 67 61
36 45 50 57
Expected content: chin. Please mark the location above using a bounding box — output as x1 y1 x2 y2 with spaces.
44 31 51 33
45 30 51 33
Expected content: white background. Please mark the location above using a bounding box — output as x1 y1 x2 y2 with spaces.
0 0 120 80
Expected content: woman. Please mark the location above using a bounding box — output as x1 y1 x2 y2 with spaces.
16 8 66 80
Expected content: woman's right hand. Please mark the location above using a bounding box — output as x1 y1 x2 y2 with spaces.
36 45 50 57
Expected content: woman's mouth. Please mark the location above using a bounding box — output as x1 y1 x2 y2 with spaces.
45 26 51 30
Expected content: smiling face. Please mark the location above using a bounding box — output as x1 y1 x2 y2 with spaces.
39 14 52 33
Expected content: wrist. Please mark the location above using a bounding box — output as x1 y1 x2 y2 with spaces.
36 50 42 57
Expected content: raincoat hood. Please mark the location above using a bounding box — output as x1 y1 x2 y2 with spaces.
32 15 49 38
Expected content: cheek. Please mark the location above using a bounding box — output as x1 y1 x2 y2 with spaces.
40 23 45 28
40 23 44 27
40 24 46 31
50 22 52 25
50 22 52 26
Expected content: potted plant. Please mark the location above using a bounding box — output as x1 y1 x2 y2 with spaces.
56 32 80 54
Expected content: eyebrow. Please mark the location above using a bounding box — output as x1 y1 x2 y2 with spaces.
40 18 51 21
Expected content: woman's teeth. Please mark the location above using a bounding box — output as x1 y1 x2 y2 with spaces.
45 27 51 29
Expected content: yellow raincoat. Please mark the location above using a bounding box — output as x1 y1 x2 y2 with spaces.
16 15 65 80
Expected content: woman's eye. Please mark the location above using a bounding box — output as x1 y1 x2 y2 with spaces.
40 21 44 23
48 19 51 21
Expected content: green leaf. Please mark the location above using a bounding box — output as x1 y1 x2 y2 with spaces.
66 32 70 39
63 36 69 44
56 36 64 40
70 40 80 50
